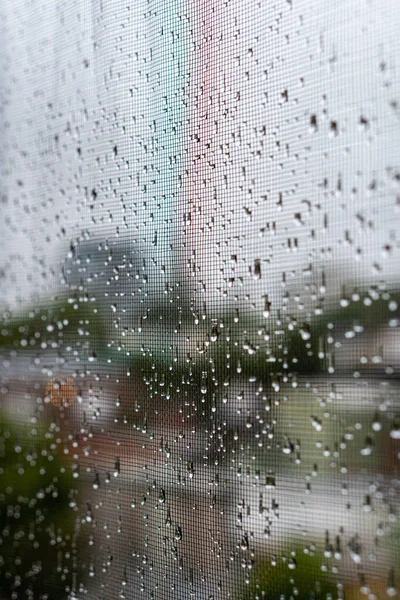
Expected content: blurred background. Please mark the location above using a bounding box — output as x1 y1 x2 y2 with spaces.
0 0 400 598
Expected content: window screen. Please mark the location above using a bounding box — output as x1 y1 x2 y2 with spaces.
1 1 400 599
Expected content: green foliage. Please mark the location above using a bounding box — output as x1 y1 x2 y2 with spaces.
239 550 338 600
0 415 77 599
2 290 397 379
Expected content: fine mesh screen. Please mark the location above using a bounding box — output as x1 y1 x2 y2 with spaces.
1 1 400 599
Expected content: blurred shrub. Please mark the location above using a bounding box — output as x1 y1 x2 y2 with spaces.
0 414 77 599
